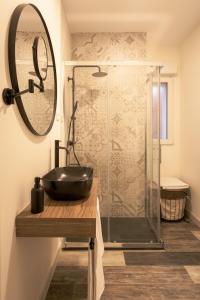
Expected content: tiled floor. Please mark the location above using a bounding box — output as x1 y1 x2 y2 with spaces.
46 221 200 299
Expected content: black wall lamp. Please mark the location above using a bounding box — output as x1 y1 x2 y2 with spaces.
2 79 44 105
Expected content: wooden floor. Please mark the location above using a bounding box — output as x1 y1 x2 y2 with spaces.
46 221 200 299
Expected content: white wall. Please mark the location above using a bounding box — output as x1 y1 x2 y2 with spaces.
147 43 181 178
0 1 71 300
180 24 200 221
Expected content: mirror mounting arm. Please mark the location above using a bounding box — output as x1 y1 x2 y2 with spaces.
34 80 44 92
2 79 44 105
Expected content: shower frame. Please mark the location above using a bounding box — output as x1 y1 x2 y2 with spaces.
64 60 163 249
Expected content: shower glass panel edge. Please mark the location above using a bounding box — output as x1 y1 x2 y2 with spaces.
145 66 161 243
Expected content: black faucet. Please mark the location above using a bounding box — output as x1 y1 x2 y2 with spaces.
55 140 68 168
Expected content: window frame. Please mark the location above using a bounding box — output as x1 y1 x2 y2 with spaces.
156 77 174 145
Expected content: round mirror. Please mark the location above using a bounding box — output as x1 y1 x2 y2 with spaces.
32 36 48 81
8 4 57 135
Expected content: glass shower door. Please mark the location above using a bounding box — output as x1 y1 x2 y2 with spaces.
146 66 161 242
65 62 162 247
107 65 148 243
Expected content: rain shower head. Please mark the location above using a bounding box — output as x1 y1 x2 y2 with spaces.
92 70 108 77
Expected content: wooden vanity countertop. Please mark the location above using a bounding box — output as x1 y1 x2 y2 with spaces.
15 178 98 238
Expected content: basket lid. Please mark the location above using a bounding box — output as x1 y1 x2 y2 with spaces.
161 177 189 190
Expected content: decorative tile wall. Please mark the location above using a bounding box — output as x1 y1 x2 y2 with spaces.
72 32 146 60
71 33 147 217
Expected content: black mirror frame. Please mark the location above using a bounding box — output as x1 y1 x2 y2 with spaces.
8 3 57 136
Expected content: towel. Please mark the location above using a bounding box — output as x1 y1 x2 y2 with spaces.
88 198 105 299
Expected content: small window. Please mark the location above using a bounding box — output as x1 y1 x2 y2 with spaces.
152 82 168 140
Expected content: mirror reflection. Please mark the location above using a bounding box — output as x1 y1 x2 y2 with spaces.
32 36 48 81
14 4 56 135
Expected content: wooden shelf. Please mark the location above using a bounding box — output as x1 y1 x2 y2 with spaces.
16 178 98 238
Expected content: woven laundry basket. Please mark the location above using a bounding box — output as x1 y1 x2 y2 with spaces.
160 177 189 221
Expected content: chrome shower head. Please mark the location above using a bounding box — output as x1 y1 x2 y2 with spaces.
92 70 108 77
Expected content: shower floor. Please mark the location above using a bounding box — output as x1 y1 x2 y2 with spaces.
101 217 158 243
65 217 159 247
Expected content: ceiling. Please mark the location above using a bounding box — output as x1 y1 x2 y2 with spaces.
62 0 200 46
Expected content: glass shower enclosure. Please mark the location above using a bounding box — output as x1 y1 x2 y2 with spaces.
65 62 162 248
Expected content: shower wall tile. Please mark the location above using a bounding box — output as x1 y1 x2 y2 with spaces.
71 32 146 61
75 150 111 217
71 33 147 217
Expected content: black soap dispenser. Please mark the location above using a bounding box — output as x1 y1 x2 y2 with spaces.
31 177 44 214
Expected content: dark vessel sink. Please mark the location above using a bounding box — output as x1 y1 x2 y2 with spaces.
42 166 93 200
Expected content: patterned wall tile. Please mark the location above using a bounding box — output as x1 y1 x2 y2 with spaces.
70 33 147 217
72 33 146 61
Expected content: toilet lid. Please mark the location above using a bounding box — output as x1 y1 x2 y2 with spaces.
160 177 189 190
